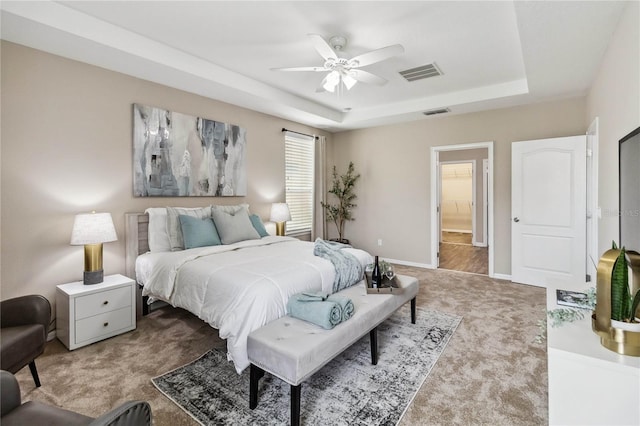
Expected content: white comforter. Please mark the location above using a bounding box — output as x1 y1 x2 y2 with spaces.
136 236 372 373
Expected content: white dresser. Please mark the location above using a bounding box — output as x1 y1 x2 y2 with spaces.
546 288 640 425
56 274 136 350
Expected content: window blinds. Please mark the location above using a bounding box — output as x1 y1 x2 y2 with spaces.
284 132 315 235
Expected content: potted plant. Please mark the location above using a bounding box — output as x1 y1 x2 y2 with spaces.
321 162 360 244
537 241 640 344
606 243 640 331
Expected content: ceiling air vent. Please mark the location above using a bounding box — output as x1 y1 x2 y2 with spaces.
423 108 450 116
399 63 442 82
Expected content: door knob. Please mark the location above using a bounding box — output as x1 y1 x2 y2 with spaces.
513 217 520 223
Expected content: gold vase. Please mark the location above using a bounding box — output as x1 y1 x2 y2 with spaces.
592 249 640 356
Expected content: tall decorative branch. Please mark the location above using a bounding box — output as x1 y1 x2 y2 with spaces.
320 162 360 242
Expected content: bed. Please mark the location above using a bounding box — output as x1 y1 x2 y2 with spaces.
124 209 372 373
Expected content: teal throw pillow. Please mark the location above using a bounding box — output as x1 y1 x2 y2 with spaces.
250 214 269 237
178 215 221 249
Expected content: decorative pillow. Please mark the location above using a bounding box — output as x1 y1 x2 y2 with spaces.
145 207 171 252
178 215 221 249
166 206 213 251
249 214 269 238
211 208 260 244
211 203 250 215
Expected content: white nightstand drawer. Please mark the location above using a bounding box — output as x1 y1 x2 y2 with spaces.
75 306 133 344
57 274 136 350
75 286 131 320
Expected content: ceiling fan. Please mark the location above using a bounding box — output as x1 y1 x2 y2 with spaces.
272 34 404 93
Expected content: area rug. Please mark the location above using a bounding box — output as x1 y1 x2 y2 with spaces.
152 305 461 425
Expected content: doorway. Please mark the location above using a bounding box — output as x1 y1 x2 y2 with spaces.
440 161 475 244
431 143 494 276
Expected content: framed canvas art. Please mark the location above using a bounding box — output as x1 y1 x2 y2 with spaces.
133 104 247 197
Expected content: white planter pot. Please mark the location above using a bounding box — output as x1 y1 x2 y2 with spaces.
611 319 640 332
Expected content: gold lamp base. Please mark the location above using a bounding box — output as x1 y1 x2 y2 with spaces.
83 243 104 285
275 222 285 236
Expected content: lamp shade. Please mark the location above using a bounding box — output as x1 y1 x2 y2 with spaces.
70 212 118 245
270 203 291 223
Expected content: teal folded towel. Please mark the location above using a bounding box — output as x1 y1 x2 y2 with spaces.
327 294 354 322
298 292 330 302
287 292 342 329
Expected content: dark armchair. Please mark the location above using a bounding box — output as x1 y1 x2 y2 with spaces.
0 370 152 426
0 295 51 387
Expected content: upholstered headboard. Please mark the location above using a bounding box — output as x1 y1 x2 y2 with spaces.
125 213 149 281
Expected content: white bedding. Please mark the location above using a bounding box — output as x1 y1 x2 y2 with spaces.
136 236 372 373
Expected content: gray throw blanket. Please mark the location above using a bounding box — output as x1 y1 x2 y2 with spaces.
313 238 363 293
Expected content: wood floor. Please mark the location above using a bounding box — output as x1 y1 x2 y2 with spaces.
439 232 488 275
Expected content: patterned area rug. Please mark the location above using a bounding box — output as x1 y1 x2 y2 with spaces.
152 305 461 425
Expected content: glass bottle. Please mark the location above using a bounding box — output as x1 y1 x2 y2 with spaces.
371 256 381 288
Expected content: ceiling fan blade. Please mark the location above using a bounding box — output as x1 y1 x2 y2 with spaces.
271 66 327 72
349 44 404 68
351 69 388 85
308 34 338 61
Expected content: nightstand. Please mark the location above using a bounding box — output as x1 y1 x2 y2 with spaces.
56 274 136 350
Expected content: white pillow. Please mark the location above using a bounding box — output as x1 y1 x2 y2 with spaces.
145 207 171 252
166 206 213 251
211 208 260 244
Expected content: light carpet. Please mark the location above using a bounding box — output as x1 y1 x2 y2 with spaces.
152 305 461 425
15 266 547 425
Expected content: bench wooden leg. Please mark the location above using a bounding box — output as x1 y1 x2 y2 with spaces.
370 327 378 365
411 297 416 324
249 364 264 409
291 384 301 426
28 360 41 388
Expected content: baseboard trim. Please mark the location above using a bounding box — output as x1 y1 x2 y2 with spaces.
442 229 472 234
492 273 512 281
383 258 435 270
473 242 488 247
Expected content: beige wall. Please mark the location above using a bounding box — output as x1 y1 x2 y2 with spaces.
587 1 639 256
0 42 331 312
331 98 587 274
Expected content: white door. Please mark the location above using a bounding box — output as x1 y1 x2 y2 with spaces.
511 136 586 288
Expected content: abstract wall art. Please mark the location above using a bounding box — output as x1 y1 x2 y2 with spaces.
133 104 247 197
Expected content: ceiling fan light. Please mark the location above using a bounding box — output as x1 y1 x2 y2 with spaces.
342 74 358 90
323 71 340 92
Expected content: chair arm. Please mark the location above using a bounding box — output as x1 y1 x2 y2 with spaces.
0 370 22 417
0 295 51 333
88 401 152 426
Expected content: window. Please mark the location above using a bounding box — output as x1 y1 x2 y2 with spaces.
284 132 315 236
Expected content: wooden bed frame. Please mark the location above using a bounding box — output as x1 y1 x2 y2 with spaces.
125 213 151 318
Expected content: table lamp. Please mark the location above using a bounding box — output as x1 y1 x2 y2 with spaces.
270 203 291 236
70 211 118 285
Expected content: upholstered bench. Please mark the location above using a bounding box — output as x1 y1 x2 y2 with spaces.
247 274 419 426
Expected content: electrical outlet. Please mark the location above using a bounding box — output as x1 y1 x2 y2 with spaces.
378 239 382 246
